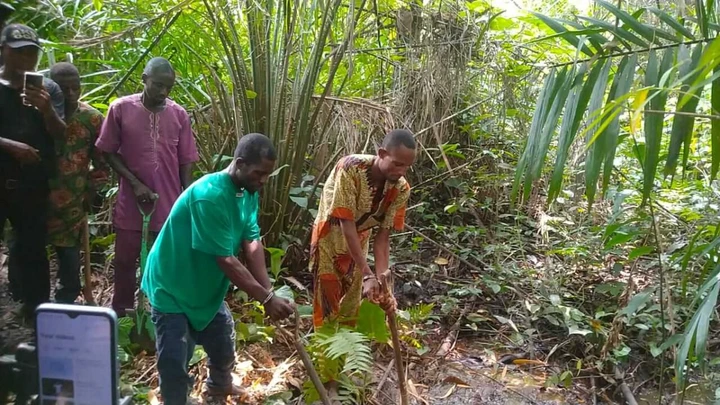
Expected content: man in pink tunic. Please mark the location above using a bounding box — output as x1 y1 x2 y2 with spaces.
96 57 199 316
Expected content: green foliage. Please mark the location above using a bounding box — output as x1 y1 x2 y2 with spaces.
355 301 389 343
304 322 374 403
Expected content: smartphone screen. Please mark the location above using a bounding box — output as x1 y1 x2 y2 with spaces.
24 72 44 89
36 305 118 405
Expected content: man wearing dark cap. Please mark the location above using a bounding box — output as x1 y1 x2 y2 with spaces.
0 23 66 319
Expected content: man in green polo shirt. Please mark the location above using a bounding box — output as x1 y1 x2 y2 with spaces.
141 133 295 405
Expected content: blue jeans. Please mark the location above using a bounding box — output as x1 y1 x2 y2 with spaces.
151 302 236 405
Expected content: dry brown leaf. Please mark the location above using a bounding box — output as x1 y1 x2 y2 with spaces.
439 384 456 399
282 276 307 291
434 257 449 266
512 359 547 367
407 379 429 405
442 375 471 387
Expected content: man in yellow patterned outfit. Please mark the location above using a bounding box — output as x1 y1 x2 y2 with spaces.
310 129 416 328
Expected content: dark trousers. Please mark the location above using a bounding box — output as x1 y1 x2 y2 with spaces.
151 303 236 405
112 229 157 316
9 244 81 304
53 246 81 303
0 183 50 312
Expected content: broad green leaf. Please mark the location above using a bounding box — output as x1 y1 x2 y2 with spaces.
548 65 595 202
512 69 559 203
713 64 720 181
605 232 636 249
677 279 720 391
681 228 705 295
189 346 207 366
274 285 295 303
584 59 613 207
629 246 654 259
531 12 595 56
647 7 695 39
642 49 667 204
601 54 637 197
556 18 608 50
698 0 709 38
356 300 389 343
619 290 653 316
666 44 705 178
578 16 648 48
290 196 308 208
597 0 669 45
651 334 684 357
527 67 574 200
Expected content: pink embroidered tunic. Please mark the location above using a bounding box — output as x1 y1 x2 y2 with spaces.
95 94 199 232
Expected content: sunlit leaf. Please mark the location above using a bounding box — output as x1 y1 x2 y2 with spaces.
531 12 595 56
666 44 704 179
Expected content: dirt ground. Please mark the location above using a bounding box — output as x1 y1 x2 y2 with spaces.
0 246 591 404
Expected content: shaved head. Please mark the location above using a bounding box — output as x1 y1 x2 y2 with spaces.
142 57 175 107
143 57 174 76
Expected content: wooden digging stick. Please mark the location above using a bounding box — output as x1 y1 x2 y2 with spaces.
82 216 96 305
286 307 332 405
380 276 408 405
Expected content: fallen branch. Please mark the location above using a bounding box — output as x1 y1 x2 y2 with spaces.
435 307 470 358
614 366 639 405
372 359 395 400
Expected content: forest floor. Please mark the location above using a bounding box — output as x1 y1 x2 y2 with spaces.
0 243 591 405
1 215 716 404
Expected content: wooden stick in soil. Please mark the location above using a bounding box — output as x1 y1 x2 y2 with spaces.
380 277 408 405
289 308 332 405
82 216 96 305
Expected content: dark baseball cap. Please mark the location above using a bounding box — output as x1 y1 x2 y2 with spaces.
0 23 41 49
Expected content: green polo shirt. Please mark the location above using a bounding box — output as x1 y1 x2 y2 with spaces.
141 171 261 330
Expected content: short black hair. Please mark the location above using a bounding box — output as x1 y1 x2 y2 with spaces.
50 62 79 80
234 133 277 165
382 129 416 150
143 57 174 76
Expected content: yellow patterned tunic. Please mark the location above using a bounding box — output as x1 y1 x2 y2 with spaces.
310 154 410 328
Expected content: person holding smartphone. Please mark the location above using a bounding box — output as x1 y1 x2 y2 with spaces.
141 133 295 404
0 23 67 321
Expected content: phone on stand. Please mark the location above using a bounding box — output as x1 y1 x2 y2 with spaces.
23 71 44 107
35 303 120 405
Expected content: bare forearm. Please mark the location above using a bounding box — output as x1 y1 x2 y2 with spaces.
373 229 391 277
339 219 372 276
180 163 193 189
104 152 142 186
217 256 272 301
243 240 272 290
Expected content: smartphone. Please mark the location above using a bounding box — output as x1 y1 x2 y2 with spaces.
35 303 119 405
23 72 44 107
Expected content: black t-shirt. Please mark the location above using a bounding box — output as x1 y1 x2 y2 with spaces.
0 81 55 183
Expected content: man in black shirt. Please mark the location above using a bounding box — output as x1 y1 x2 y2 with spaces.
0 23 66 320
